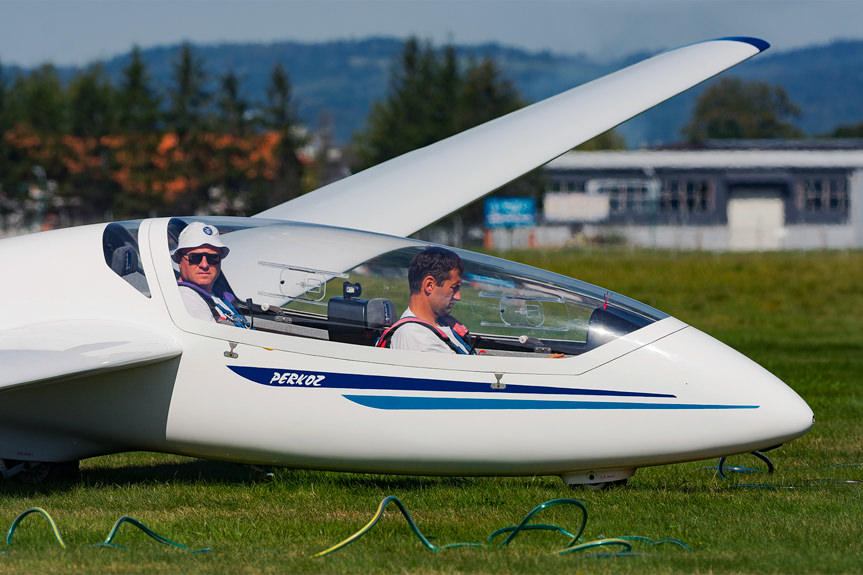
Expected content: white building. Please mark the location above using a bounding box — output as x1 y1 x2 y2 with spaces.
538 144 863 250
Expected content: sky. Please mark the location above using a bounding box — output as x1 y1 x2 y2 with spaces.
1 0 863 68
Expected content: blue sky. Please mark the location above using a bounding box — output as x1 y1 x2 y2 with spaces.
2 0 863 67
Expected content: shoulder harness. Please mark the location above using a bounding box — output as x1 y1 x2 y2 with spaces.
375 317 475 354
178 281 250 328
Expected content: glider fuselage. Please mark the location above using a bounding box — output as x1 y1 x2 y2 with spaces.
0 218 813 485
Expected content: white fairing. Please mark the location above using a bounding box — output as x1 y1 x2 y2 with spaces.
257 38 768 236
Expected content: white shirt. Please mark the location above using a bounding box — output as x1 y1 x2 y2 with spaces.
179 285 216 322
390 308 470 354
179 284 249 328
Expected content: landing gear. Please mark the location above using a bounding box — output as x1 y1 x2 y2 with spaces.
560 468 635 489
0 459 80 484
582 478 629 490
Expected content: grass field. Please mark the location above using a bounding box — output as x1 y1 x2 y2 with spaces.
1 249 861 574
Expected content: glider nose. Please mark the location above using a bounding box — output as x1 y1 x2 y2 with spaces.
633 325 814 450
745 368 814 446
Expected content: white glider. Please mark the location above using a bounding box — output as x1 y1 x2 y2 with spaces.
0 37 812 487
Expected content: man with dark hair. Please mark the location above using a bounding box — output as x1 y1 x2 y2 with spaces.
386 246 473 353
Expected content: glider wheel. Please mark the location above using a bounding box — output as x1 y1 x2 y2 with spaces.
2 460 80 484
579 478 629 491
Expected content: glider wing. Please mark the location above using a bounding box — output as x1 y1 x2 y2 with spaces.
0 320 182 391
255 37 768 236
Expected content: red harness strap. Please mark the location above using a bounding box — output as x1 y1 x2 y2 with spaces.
375 317 468 353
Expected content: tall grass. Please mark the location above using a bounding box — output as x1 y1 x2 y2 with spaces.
1 249 861 574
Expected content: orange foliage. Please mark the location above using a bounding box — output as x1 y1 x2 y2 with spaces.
3 126 306 205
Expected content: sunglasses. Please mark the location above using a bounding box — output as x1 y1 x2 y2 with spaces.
184 252 222 265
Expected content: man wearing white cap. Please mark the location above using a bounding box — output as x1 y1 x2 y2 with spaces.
172 221 248 327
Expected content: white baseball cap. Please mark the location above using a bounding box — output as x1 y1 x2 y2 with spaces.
171 221 230 263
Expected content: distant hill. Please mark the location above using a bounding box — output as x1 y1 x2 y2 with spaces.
12 37 863 147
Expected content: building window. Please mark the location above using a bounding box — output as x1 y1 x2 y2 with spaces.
660 179 713 214
547 179 585 193
798 177 848 214
589 180 655 213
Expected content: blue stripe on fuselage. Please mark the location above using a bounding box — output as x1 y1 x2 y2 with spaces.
343 395 759 411
227 365 676 399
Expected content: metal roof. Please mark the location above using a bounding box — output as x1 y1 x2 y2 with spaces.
547 149 863 170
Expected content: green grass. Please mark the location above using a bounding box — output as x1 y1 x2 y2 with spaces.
2 249 862 574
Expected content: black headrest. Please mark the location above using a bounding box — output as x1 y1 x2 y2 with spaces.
327 297 396 345
111 245 139 276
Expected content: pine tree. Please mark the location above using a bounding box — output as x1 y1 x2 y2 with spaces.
67 64 116 138
0 61 15 196
211 70 252 214
166 43 212 212
66 64 118 220
116 46 161 135
258 62 305 209
113 45 166 217
352 38 537 232
11 64 66 134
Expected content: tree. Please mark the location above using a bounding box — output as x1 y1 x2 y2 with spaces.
353 38 526 170
354 37 439 168
67 64 116 138
682 77 803 142
116 45 161 135
5 64 71 201
65 64 119 219
8 64 66 134
167 42 210 140
0 60 8 130
0 60 18 197
165 43 212 212
431 43 459 141
256 62 305 209
352 38 535 235
216 71 250 137
826 122 863 138
457 57 522 130
112 45 166 218
210 70 253 214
